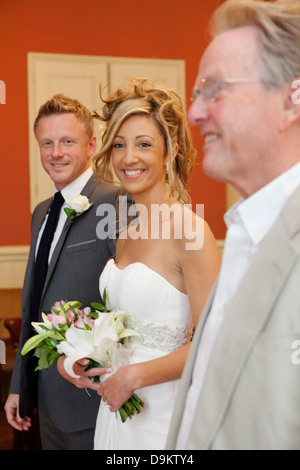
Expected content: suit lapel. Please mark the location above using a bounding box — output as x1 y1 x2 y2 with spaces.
42 175 97 296
31 199 52 252
188 186 300 449
23 199 52 310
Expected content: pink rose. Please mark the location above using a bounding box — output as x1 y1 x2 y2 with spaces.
48 312 67 329
66 309 76 324
74 312 95 329
52 300 65 311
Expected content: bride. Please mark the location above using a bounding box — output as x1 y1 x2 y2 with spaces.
59 78 221 450
91 78 221 450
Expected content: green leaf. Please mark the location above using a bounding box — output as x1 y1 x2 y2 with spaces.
34 347 62 371
48 337 59 348
64 208 77 219
91 289 110 313
103 288 107 310
37 342 52 352
34 346 47 359
52 308 61 314
55 324 68 332
35 349 52 371
48 351 61 365
89 311 100 319
90 302 105 310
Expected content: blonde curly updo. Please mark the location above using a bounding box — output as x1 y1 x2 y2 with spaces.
92 77 197 204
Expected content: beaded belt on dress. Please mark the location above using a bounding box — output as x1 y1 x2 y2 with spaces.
126 317 193 353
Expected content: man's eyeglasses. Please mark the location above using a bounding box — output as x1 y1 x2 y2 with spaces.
191 77 258 103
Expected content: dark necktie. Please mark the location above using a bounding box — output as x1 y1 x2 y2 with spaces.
32 191 64 321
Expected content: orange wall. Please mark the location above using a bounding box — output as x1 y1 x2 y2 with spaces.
0 0 226 246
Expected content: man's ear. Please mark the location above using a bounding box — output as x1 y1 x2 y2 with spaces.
88 136 97 157
280 79 300 131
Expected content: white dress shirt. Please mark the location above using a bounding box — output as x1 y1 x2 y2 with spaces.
176 162 300 449
35 167 93 262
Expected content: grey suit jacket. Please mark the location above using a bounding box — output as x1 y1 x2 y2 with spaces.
166 184 300 450
10 174 119 433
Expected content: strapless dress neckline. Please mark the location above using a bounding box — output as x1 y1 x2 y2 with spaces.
110 259 187 296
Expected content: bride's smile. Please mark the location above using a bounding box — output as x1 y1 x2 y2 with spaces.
123 169 146 178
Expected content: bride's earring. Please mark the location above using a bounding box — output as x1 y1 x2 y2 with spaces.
166 162 169 175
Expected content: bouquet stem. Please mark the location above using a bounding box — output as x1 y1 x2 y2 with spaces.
118 393 144 422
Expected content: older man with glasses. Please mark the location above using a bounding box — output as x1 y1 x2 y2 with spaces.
166 0 300 451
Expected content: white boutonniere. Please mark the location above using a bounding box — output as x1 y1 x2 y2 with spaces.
64 194 93 230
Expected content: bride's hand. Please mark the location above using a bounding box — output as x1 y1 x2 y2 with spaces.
57 357 111 390
96 366 136 412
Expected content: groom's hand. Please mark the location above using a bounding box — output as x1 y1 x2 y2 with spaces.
4 393 32 431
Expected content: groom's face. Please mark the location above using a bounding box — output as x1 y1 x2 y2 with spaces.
35 113 96 191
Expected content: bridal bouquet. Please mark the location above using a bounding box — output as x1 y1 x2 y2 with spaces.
21 295 144 422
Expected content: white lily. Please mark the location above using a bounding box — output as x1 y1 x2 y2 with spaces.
31 312 53 334
42 312 53 328
58 311 140 379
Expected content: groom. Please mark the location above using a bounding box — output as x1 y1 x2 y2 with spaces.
167 0 300 450
5 94 118 449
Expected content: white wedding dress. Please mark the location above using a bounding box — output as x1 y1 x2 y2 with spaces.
94 258 192 450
